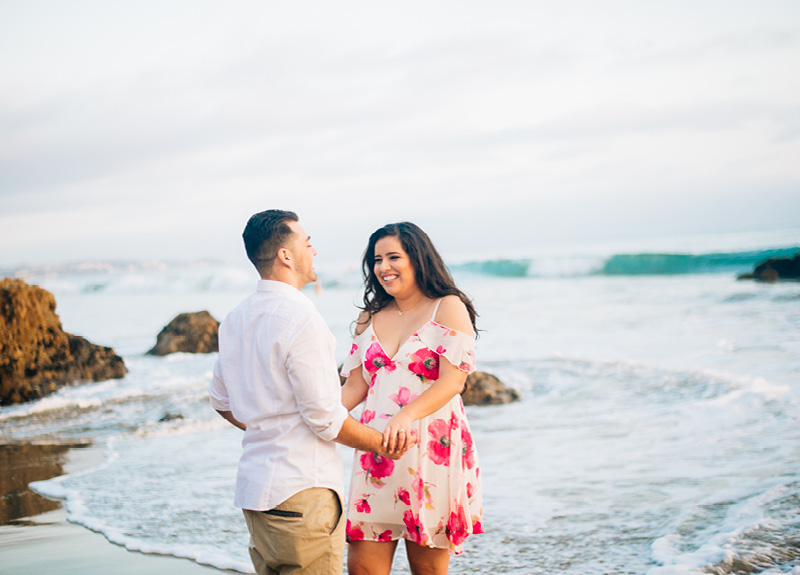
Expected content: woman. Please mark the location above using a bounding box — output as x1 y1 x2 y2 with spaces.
340 222 483 575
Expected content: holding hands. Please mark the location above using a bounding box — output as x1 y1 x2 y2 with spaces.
382 411 418 457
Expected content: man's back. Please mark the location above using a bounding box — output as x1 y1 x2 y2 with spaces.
209 279 347 511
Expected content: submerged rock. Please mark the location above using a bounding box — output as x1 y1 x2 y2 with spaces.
159 412 184 422
147 311 220 356
0 278 127 405
738 253 800 282
462 371 520 406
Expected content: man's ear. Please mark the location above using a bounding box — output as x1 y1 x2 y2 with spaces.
275 247 292 268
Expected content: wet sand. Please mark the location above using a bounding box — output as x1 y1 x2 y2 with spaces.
0 442 231 574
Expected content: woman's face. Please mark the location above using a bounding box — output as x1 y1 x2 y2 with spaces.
373 235 417 297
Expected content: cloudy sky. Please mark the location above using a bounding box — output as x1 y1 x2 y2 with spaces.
2 0 799 268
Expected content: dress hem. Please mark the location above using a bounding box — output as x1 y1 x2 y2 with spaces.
346 533 477 556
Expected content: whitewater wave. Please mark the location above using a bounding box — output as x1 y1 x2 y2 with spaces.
648 482 800 575
5 258 357 295
5 247 799 293
29 442 253 574
452 247 800 278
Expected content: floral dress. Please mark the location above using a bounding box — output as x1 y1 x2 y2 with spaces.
340 301 484 554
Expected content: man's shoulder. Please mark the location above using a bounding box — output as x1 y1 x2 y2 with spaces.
272 288 317 318
255 287 322 327
220 282 326 331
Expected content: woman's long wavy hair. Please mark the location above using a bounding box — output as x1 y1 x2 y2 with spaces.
359 222 478 335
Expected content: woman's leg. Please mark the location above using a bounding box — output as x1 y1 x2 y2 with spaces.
405 541 450 575
347 540 398 575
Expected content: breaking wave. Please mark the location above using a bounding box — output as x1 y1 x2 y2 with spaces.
452 247 800 278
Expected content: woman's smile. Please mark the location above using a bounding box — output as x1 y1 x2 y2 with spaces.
374 236 415 294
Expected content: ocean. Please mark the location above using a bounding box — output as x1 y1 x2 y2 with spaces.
1 228 799 574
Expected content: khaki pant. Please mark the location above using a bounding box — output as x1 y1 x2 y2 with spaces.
243 488 344 575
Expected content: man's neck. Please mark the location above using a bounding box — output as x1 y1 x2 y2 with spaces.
262 270 303 291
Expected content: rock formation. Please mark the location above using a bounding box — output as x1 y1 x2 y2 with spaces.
338 366 519 406
147 311 220 356
462 371 520 406
0 278 127 405
738 253 800 282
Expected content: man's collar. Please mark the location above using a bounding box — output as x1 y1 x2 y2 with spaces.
256 279 302 293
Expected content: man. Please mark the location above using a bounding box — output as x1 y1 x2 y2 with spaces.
209 210 404 575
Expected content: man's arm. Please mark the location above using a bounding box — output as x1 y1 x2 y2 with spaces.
215 409 246 431
285 314 412 459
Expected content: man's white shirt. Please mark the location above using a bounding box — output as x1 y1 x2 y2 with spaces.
209 279 348 510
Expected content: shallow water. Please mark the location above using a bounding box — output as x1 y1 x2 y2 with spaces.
2 233 800 574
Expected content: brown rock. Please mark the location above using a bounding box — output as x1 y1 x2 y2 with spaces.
461 371 520 406
338 365 519 406
147 311 220 356
738 253 800 282
0 278 127 405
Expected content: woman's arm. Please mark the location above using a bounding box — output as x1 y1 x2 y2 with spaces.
341 368 369 411
340 310 371 412
383 295 474 453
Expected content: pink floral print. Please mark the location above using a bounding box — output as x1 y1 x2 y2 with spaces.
445 504 470 547
408 347 439 381
389 386 419 408
355 496 371 513
472 517 484 534
461 421 475 470
364 342 396 374
377 529 393 541
347 520 364 541
360 452 395 488
343 314 482 554
411 468 435 509
427 419 452 466
403 510 429 546
396 487 411 506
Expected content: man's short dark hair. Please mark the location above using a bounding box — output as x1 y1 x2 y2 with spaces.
242 210 299 275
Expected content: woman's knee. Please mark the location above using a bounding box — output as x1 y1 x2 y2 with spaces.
347 541 396 575
406 542 450 575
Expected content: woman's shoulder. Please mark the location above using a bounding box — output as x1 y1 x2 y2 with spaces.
433 295 473 336
353 310 372 336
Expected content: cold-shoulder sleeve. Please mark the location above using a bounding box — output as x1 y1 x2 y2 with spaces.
340 332 367 377
418 321 477 374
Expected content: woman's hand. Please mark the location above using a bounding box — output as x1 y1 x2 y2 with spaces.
383 411 417 455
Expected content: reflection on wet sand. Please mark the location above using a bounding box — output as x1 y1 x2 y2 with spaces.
0 442 88 525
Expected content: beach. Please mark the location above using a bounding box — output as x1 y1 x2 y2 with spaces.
1 231 799 574
0 442 227 575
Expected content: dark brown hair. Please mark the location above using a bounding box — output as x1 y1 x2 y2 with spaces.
360 222 478 334
242 209 298 275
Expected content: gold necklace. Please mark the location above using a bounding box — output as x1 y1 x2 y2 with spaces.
395 298 422 316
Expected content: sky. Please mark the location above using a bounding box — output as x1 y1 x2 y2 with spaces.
1 0 800 269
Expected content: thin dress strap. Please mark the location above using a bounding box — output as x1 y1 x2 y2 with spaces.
430 298 443 321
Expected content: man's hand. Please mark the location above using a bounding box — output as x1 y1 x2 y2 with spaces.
215 409 246 431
